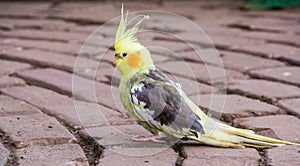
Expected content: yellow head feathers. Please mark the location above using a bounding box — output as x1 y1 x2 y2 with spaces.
114 4 150 53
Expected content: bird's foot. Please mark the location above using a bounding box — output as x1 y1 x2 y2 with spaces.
132 135 165 143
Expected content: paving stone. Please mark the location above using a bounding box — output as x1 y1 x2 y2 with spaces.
49 3 120 24
0 59 31 75
190 94 283 123
0 86 132 128
70 25 116 37
227 79 300 103
234 115 300 143
160 61 246 85
182 146 260 166
98 148 177 166
278 98 300 117
0 49 110 73
0 2 50 18
249 66 300 86
0 75 26 88
227 17 299 34
0 18 76 31
16 144 88 166
0 29 91 43
240 31 300 47
0 95 40 116
267 145 300 166
233 43 300 65
219 51 286 73
15 68 122 110
0 113 76 148
1 38 107 56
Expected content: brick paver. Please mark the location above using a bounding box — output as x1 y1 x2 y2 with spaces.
0 1 299 165
249 66 300 86
182 147 261 166
234 115 300 143
190 94 283 123
0 113 76 148
228 79 300 103
0 59 31 75
16 144 88 166
278 98 300 117
267 145 300 166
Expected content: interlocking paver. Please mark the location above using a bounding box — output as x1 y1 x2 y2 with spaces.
0 113 76 148
267 145 300 166
161 60 246 85
16 144 89 166
0 75 25 88
0 86 132 128
218 51 286 72
0 59 31 75
0 49 110 73
0 1 300 165
278 98 300 117
1 38 107 56
234 115 300 143
0 95 40 116
0 18 76 31
15 68 122 110
98 148 177 166
249 66 300 86
190 94 283 123
228 79 300 102
0 29 91 43
182 146 260 166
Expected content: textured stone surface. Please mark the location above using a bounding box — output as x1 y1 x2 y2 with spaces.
0 59 31 75
234 115 300 143
278 98 300 117
0 29 90 43
0 95 40 116
0 114 76 148
0 86 130 128
219 51 285 72
0 75 26 88
15 68 121 110
0 49 109 73
1 38 107 56
160 61 246 85
250 66 300 86
182 146 260 166
98 148 177 166
16 144 88 166
267 145 300 166
190 94 283 122
228 79 300 102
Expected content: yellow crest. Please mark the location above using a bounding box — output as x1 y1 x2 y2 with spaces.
114 4 150 52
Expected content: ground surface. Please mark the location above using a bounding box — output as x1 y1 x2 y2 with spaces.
0 1 299 166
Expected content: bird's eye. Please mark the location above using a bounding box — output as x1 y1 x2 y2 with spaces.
122 53 127 58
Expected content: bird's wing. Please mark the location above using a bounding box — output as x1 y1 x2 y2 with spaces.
129 69 205 138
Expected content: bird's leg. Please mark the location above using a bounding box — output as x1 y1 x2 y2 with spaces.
132 135 165 143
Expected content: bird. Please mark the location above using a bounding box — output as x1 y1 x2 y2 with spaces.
113 5 297 148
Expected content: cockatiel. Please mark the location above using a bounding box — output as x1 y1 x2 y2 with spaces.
113 5 297 148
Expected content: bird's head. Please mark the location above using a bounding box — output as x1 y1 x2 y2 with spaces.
114 5 154 76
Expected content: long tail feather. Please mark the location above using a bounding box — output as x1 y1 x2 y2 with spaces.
189 120 298 148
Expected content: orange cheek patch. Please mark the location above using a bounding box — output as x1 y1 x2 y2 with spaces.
126 54 142 68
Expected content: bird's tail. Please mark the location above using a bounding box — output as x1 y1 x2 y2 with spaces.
188 119 298 148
